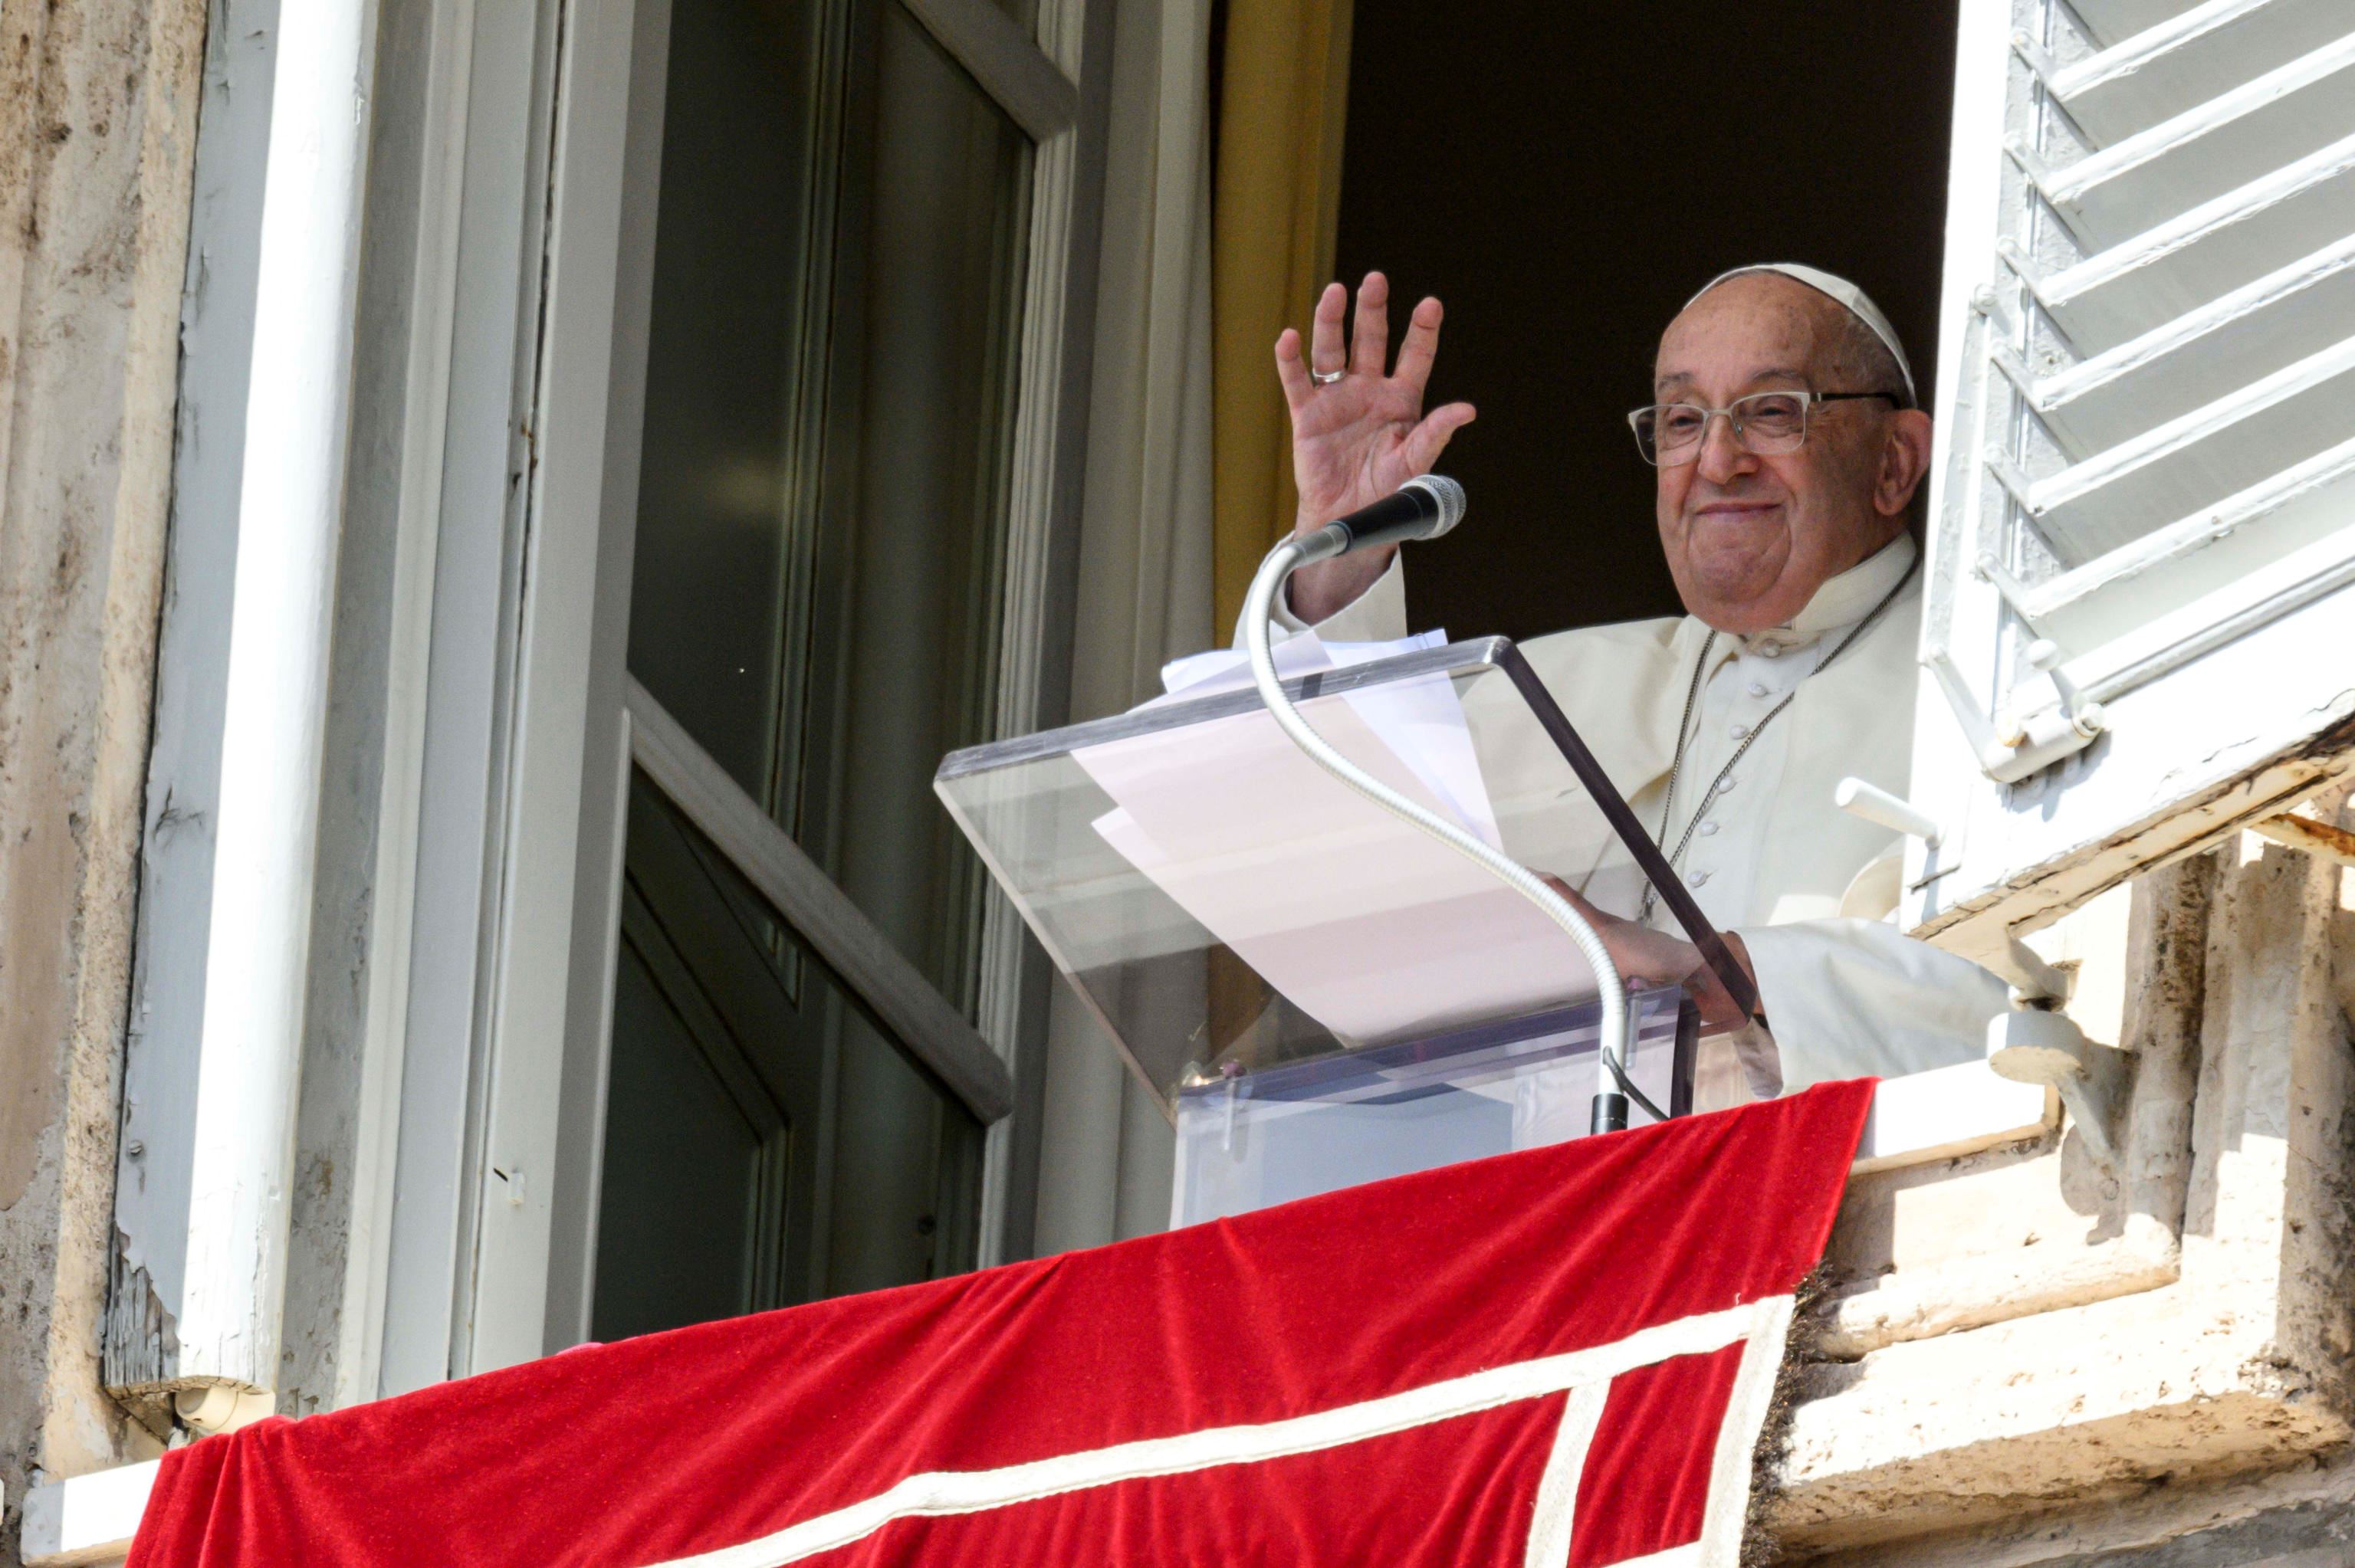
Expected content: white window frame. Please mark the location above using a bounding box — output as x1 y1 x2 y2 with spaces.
111 0 1115 1416
410 0 1112 1377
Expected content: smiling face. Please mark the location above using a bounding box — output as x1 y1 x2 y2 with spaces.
1651 273 1931 635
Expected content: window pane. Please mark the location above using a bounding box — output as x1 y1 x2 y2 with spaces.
626 0 1030 1003
626 0 834 821
607 0 1027 1328
820 0 1032 1007
594 927 789 1338
592 773 984 1340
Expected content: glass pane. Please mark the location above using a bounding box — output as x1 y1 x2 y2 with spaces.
627 0 1031 1003
628 0 836 820
594 937 789 1337
815 0 1031 1006
604 0 1029 1325
592 774 984 1340
1169 989 1691 1227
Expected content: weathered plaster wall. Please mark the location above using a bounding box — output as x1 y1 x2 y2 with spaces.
0 0 208 1558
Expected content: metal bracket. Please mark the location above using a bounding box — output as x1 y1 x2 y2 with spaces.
1926 643 2103 784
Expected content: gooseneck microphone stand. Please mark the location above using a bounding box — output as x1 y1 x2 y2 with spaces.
1243 517 1644 1134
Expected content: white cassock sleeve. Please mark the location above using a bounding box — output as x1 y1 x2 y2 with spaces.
1245 555 1410 645
1733 917 2012 1090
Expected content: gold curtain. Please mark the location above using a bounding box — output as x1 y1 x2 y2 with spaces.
1210 0 1355 635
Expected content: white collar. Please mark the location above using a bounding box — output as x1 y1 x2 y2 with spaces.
1726 532 1917 658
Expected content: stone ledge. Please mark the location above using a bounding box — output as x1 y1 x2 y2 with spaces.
1769 1287 2352 1554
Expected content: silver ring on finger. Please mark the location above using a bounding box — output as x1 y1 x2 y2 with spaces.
1311 367 1346 385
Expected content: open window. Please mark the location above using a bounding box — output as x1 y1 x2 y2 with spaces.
1905 0 2355 951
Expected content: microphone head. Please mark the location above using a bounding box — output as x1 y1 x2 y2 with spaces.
1403 474 1468 539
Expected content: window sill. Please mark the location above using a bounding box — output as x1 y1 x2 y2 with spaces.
18 1458 159 1568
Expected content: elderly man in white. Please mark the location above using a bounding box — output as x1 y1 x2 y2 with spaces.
1254 263 2008 1095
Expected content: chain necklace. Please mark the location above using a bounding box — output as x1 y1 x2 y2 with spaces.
1637 556 1919 926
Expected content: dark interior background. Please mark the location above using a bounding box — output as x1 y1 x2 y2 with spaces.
1332 2 1960 641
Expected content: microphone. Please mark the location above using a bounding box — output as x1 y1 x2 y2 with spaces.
1294 475 1467 564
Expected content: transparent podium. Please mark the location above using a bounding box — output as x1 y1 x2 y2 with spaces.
934 637 1756 1227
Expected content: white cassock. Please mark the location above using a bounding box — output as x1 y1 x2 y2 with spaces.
1250 530 2009 1097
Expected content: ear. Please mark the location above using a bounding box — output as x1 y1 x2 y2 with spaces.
1874 408 1935 517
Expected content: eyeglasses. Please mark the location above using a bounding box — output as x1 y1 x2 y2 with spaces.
1627 389 1903 467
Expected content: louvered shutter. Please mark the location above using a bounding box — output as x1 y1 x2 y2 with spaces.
1905 0 2355 946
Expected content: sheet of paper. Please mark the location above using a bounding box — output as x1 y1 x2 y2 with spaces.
1074 694 1595 1047
1156 631 1445 700
1149 632 1499 849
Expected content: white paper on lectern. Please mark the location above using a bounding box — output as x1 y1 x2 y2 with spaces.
1075 692 1595 1047
1151 632 1500 849
1157 631 1446 697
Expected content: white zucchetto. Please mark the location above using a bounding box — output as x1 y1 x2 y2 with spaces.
1687 263 1917 405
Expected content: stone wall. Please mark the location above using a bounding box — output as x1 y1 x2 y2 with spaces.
0 0 209 1560
1785 811 2355 1564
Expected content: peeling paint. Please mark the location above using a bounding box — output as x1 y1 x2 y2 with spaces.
0 0 211 1550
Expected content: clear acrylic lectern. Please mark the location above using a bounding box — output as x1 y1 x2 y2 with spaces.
934 637 1756 1225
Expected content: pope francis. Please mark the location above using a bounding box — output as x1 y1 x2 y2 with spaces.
1251 263 2010 1097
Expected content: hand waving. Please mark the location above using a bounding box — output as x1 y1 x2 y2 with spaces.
1276 273 1476 622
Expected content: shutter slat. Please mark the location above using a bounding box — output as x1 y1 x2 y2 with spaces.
2069 0 2205 50
2020 34 2355 251
1995 333 2355 563
2022 438 2355 625
1995 235 2355 457
2006 130 2355 353
2024 0 2347 147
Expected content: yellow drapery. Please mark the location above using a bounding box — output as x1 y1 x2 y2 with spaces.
1210 0 1355 635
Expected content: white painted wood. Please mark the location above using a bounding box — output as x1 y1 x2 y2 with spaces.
2020 0 2348 146
2068 0 2201 49
19 1461 159 1568
1907 0 2355 953
974 0 1106 1266
2064 484 2355 700
1851 1061 2054 1174
333 0 481 1416
177 0 377 1395
1994 233 2355 459
626 681 1017 1122
377 0 564 1400
459 0 642 1379
901 0 1079 142
107 0 282 1403
2022 30 2355 251
1907 0 2035 914
538 0 672 1363
1913 536 2355 942
2249 809 2355 867
1991 330 2355 563
2010 128 2355 354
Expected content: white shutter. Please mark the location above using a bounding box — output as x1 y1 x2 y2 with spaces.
1906 0 2355 948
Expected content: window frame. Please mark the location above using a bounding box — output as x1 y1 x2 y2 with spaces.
420 0 1112 1373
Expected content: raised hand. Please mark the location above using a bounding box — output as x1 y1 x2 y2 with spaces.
1275 272 1476 622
